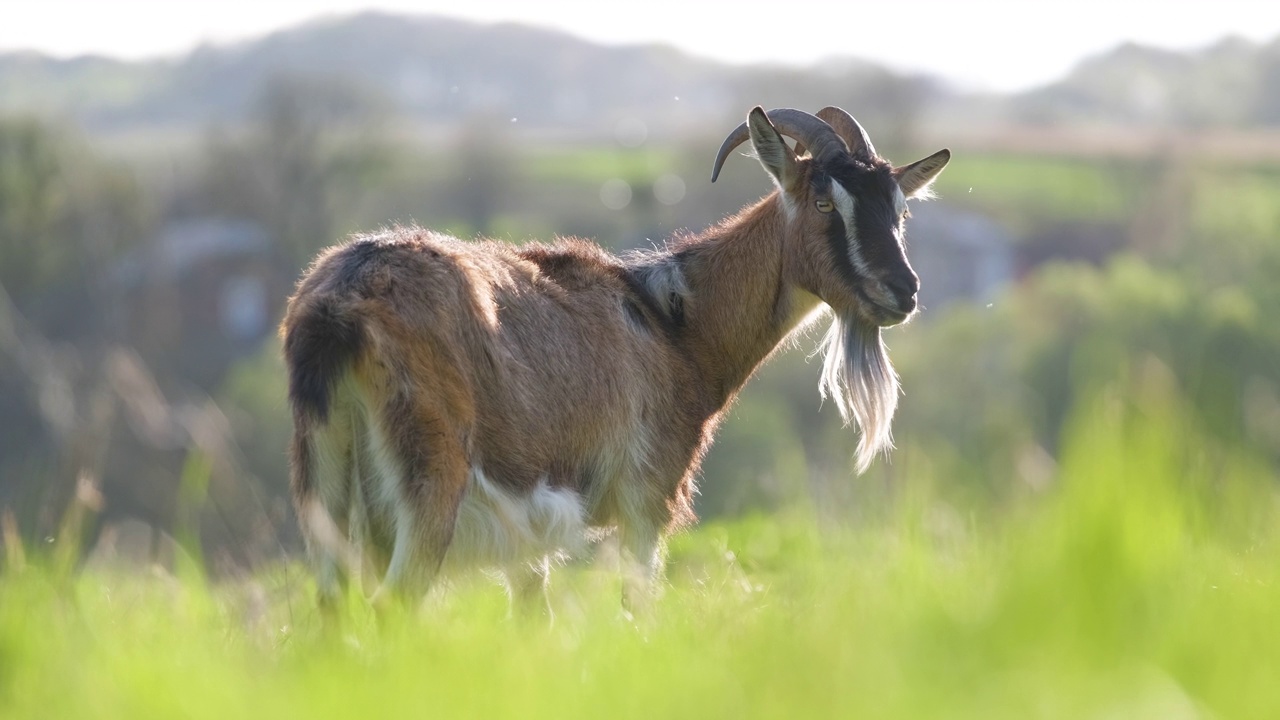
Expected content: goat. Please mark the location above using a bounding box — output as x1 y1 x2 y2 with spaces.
281 106 950 616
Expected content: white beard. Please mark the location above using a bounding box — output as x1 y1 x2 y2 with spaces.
818 317 900 473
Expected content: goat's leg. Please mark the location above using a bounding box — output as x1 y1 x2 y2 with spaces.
291 415 356 623
618 518 665 617
369 390 470 609
506 556 554 622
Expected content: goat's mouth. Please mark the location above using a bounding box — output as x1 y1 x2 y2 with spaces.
873 305 912 327
855 289 914 327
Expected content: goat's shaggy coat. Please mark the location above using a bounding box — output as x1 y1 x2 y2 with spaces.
282 106 949 612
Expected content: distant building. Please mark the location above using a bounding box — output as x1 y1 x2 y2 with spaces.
113 218 286 392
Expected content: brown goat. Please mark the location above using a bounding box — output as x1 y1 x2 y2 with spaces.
281 106 949 615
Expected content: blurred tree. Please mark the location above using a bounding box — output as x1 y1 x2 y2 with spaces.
886 245 1280 507
0 119 65 301
728 63 931 154
0 118 152 535
199 74 395 270
215 342 293 525
0 118 149 325
445 115 516 237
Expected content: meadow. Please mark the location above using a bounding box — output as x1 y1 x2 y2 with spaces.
4 369 1278 719
4 117 1280 719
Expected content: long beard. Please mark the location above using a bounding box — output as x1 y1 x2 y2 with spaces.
818 317 900 474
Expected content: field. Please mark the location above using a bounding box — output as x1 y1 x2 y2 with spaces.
5 117 1280 719
4 374 1278 719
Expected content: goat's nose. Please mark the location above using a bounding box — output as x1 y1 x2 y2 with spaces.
885 271 920 306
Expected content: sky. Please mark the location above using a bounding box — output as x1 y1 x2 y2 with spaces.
2 1 1279 91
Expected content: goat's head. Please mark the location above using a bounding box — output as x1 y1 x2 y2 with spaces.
713 106 949 327
712 106 950 471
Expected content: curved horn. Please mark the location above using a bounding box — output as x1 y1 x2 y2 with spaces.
711 108 849 182
816 106 876 160
710 122 750 183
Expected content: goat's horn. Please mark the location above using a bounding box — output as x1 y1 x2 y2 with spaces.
711 108 848 182
817 106 876 160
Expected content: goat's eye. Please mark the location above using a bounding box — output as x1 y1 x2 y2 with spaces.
815 199 834 213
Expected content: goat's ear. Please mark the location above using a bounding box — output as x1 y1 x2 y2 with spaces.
893 148 951 199
747 107 801 192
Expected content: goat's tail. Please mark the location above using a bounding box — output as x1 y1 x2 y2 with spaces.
282 295 366 426
282 292 371 609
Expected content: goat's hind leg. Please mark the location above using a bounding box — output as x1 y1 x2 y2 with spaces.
368 386 471 610
618 516 666 619
291 412 358 625
505 556 554 622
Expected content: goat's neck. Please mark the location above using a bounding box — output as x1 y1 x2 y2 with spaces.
677 194 818 405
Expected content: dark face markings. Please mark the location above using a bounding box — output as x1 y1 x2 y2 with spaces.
819 158 915 286
809 168 863 289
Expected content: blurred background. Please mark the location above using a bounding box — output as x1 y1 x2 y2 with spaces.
1 1 1278 573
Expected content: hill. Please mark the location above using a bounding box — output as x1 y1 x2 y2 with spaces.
4 13 1279 148
1010 36 1280 128
0 12 935 141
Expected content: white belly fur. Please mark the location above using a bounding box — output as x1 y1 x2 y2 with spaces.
442 467 588 571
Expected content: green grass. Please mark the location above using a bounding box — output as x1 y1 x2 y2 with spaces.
930 153 1154 231
3 377 1279 719
523 146 682 184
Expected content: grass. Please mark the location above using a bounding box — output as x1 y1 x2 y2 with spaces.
2 375 1279 719
522 146 683 185
930 153 1154 231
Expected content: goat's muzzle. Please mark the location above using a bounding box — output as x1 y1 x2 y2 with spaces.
857 271 919 327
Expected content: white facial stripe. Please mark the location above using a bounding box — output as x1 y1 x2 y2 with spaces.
830 182 872 277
